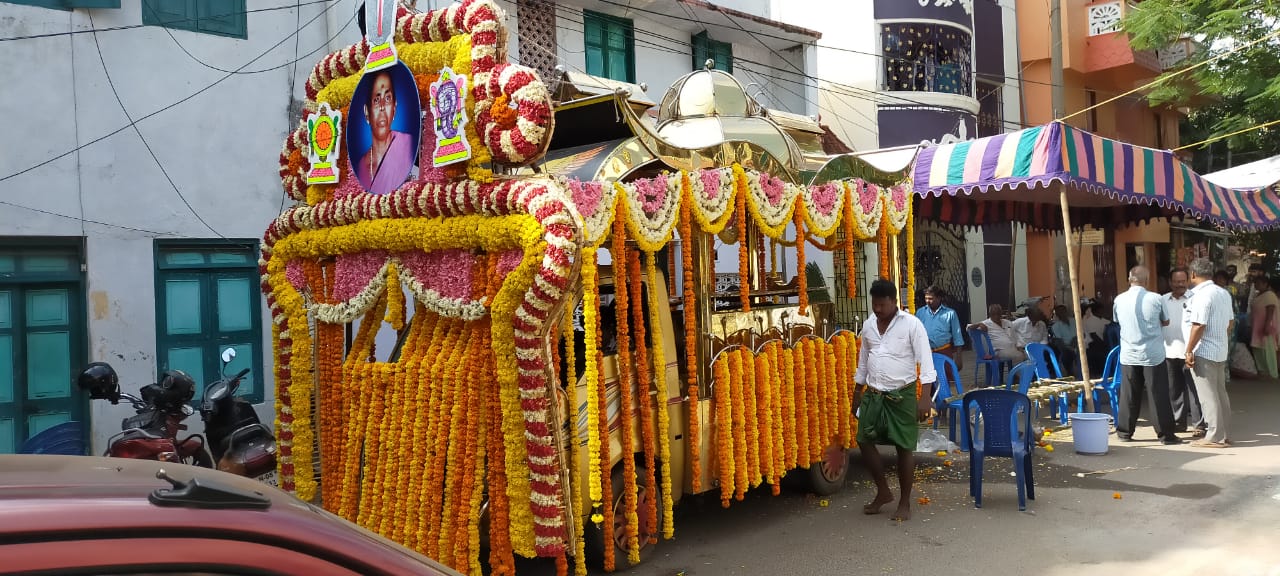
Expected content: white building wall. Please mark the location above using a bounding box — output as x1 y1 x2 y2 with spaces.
0 0 365 453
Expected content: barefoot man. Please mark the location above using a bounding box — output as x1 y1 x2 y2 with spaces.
853 279 937 521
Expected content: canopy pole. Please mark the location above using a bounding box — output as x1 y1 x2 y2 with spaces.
1060 191 1095 411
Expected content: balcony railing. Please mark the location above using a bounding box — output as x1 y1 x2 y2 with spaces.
882 58 973 97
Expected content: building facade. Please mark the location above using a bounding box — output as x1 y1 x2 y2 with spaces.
0 0 364 454
1019 0 1192 304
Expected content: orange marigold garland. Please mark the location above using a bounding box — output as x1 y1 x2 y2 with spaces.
754 349 777 494
678 175 702 495
733 164 751 311
642 251 675 540
626 254 659 546
712 352 734 508
792 342 809 468
842 186 858 301
741 347 760 488
729 350 748 501
596 341 616 571
878 202 891 280
794 209 808 316
486 321 516 576
782 346 797 469
609 214 641 565
768 342 786 494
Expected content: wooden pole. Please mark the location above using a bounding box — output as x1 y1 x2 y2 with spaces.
1061 189 1095 411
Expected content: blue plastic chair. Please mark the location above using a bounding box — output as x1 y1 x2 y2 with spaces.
1026 342 1074 424
18 421 87 455
969 328 1012 388
964 389 1035 510
1090 346 1122 416
931 353 967 450
1005 361 1038 394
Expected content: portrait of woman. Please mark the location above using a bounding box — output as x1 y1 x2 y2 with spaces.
347 61 422 195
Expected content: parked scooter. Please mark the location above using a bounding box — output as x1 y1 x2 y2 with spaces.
199 348 279 486
77 363 211 467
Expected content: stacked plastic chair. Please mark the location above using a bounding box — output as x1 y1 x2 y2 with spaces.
18 421 87 456
931 353 967 450
1090 347 1122 416
968 328 1013 388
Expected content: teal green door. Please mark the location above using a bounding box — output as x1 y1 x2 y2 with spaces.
0 284 85 454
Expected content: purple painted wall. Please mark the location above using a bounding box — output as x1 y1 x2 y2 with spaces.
876 108 976 148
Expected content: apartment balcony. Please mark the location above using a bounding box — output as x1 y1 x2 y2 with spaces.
1083 0 1161 77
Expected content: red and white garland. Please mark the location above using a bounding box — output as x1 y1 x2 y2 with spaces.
565 178 618 248
261 177 578 557
799 181 845 238
846 180 884 241
881 181 912 235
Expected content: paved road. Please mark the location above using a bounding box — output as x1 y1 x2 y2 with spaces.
519 377 1280 575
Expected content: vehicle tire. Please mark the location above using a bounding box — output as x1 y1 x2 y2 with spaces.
585 462 663 569
807 442 849 496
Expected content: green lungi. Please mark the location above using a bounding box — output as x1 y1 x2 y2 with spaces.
855 385 919 451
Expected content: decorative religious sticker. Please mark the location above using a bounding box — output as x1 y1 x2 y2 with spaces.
428 67 472 167
364 0 398 72
306 103 342 185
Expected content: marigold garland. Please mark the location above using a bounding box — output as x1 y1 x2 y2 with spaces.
878 201 891 280
678 176 701 495
842 189 858 301
626 254 659 546
905 199 916 313
792 343 809 469
642 252 676 540
741 348 760 489
609 214 641 565
729 350 748 501
733 165 751 312
712 352 734 508
794 209 808 316
782 346 797 469
579 250 604 511
754 350 776 493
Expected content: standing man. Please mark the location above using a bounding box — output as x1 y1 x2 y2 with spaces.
853 279 937 522
1163 268 1204 436
917 285 965 371
1113 266 1180 444
1185 258 1235 448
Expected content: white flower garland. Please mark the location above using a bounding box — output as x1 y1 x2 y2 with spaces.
800 181 846 238
619 175 680 253
846 180 883 241
882 183 911 234
688 167 735 231
743 171 799 238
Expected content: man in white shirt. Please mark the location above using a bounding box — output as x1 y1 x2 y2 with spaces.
853 279 937 521
967 305 1025 362
1184 258 1235 447
1163 268 1204 435
1011 308 1050 350
1113 266 1180 444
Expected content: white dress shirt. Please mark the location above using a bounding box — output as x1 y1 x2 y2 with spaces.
1162 291 1190 360
982 318 1018 354
855 310 938 392
1010 317 1049 349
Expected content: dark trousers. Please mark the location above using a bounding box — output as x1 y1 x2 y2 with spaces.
1118 363 1178 441
1166 358 1204 432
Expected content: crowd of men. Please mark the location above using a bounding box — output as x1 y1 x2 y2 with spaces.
911 257 1279 449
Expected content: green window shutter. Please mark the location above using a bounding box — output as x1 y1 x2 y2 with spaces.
692 32 709 71
584 14 605 77
714 40 732 73
692 32 731 73
142 0 194 28
196 0 247 39
154 241 264 404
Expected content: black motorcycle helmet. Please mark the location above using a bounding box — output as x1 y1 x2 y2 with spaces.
76 362 120 402
141 370 196 414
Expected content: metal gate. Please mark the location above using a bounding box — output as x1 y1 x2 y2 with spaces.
832 231 867 331
913 220 970 326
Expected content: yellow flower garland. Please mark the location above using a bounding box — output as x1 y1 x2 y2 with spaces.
713 352 734 508
733 165 751 312
579 250 605 515
643 253 675 539
905 199 916 313
741 348 760 489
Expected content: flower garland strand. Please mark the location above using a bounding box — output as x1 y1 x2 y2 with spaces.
793 342 809 468
626 254 659 546
643 252 676 539
729 350 748 501
678 175 701 495
713 352 734 508
609 214 641 565
579 250 605 516
768 342 785 495
842 187 858 301
754 349 776 494
733 164 751 312
878 202 891 280
905 198 916 313
741 347 760 489
794 209 808 316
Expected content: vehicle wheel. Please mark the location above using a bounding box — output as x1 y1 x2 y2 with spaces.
586 462 662 569
807 442 848 496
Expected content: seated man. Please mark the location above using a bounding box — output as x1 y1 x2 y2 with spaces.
1050 304 1080 376
968 304 1026 362
1012 307 1051 351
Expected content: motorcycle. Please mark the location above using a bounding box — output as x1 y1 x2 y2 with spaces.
77 363 211 467
199 348 279 486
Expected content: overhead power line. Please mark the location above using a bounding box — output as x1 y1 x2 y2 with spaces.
0 0 343 185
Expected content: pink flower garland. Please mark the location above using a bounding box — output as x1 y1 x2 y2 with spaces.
810 183 838 216
634 176 668 216
699 169 722 199
761 174 785 207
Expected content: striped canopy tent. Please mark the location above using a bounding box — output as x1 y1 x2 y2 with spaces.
912 122 1280 232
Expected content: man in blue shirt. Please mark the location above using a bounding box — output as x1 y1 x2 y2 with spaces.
1113 265 1181 444
916 285 965 370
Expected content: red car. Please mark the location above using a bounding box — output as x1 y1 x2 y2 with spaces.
0 455 461 576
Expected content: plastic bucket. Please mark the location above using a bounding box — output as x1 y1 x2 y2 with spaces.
1068 413 1113 455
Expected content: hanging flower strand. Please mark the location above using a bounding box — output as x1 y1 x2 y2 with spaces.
643 251 676 539
609 212 641 565
678 173 702 495
795 209 808 316
733 164 751 311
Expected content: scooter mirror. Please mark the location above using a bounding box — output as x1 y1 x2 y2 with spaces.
220 348 236 366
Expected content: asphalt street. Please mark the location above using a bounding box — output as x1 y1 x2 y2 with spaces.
519 376 1280 576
